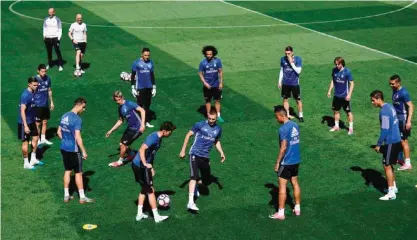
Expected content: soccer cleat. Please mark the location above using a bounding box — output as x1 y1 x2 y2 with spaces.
79 197 95 204
329 126 340 132
135 213 149 221
64 195 74 203
80 69 86 74
379 193 396 201
187 203 199 211
30 159 44 166
269 212 285 220
348 128 354 135
288 115 295 119
383 188 398 194
397 159 405 165
40 139 53 145
24 164 36 170
217 116 225 123
299 117 304 123
398 164 412 171
58 66 63 72
146 122 154 128
293 209 301 216
154 215 169 223
108 161 123 168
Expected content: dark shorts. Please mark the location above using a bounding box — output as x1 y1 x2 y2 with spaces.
34 106 50 121
189 154 211 185
399 120 411 140
73 42 87 54
277 164 300 180
61 150 83 173
332 96 351 112
382 142 402 166
281 85 301 100
136 88 152 109
17 123 38 142
132 163 153 194
203 87 222 102
120 128 142 146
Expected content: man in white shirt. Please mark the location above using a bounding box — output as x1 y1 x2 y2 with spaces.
43 8 63 71
68 14 87 74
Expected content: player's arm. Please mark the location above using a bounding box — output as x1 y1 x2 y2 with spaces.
151 71 156 97
57 126 62 139
346 81 354 100
139 143 152 168
179 130 195 158
290 63 302 74
84 27 87 43
274 140 287 172
375 115 390 152
327 80 334 98
106 117 123 137
215 140 226 162
278 67 283 88
290 57 302 74
20 104 30 134
43 18 47 40
218 68 223 89
406 101 414 130
75 130 87 159
136 106 146 132
57 18 62 41
198 71 210 89
48 87 54 110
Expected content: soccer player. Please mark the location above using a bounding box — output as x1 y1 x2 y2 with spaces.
106 91 146 167
57 97 94 203
131 47 156 128
278 46 303 122
371 90 401 201
43 8 63 71
389 74 414 171
269 105 301 220
199 45 224 123
34 64 54 146
327 57 355 135
18 77 43 170
133 122 176 223
179 108 226 211
68 14 87 74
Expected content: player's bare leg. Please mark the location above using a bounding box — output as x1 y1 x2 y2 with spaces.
187 179 199 211
136 192 148 221
76 172 94 204
291 176 301 215
22 141 35 169
29 136 42 166
75 50 81 71
347 112 354 135
398 139 412 170
330 111 341 131
270 177 287 220
296 100 303 122
283 98 293 119
63 170 73 202
215 100 224 122
148 188 168 223
380 165 396 200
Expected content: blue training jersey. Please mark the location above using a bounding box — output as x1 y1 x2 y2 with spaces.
18 89 36 124
131 58 154 89
377 103 401 146
60 111 82 152
332 67 353 98
119 100 142 130
34 75 51 107
281 56 302 86
189 120 222 158
132 132 162 167
279 120 301 165
392 87 411 121
199 57 222 88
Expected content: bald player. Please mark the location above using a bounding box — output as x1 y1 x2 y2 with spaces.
43 8 63 71
68 14 87 74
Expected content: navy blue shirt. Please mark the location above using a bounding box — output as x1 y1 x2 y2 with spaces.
332 67 353 98
18 89 36 124
131 58 154 89
34 75 51 107
199 58 222 88
60 111 82 152
392 87 411 121
377 103 401 146
279 121 301 165
189 121 222 158
281 56 302 86
118 100 142 130
133 132 161 167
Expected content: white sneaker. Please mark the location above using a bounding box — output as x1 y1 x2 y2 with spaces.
41 139 53 145
329 126 340 132
24 164 36 170
59 66 63 72
187 203 199 211
146 122 154 128
379 193 396 201
135 213 149 221
30 159 44 166
80 69 85 74
154 215 169 223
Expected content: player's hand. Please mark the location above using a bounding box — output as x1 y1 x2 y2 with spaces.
72 39 78 44
139 125 145 133
220 154 226 163
274 163 280 172
327 92 331 98
82 151 88 159
345 95 351 101
131 85 137 97
50 102 54 111
288 55 294 63
278 83 282 89
406 121 412 130
105 130 112 138
24 125 30 134
179 150 186 159
145 163 152 169
151 168 155 176
219 82 224 90
374 146 380 153
151 85 156 97
204 82 211 89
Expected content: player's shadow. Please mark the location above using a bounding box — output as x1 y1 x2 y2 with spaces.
350 166 387 193
179 175 223 196
321 115 346 129
265 183 294 212
69 170 95 196
72 62 91 70
35 145 51 160
51 59 67 67
133 190 176 212
197 105 208 118
46 127 58 140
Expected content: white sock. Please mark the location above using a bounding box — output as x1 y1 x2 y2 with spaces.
388 187 396 195
278 208 285 214
118 158 124 164
79 189 86 199
405 158 411 165
41 134 46 141
152 208 159 217
349 122 353 129
217 112 221 117
76 65 80 70
31 152 37 161
137 205 143 215
64 188 69 197
299 112 303 118
335 121 339 128
294 204 300 211
24 157 29 165
188 193 194 204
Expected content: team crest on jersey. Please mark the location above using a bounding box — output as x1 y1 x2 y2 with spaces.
213 130 217 135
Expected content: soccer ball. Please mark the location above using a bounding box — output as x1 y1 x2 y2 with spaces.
120 71 131 81
74 70 82 77
157 194 170 207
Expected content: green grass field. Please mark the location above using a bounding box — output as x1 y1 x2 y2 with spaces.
2 1 417 239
